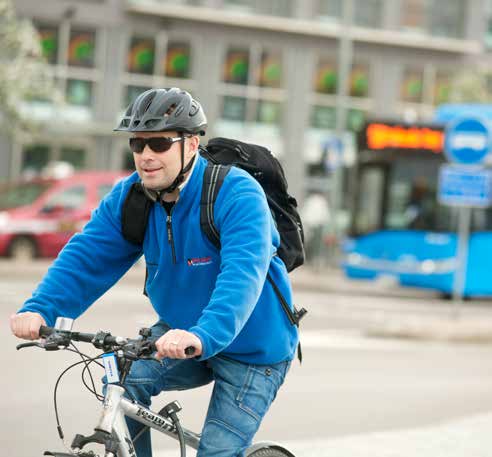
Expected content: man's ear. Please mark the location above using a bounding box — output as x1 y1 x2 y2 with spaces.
188 135 200 153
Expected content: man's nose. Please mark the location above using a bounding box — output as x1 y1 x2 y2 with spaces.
140 144 155 159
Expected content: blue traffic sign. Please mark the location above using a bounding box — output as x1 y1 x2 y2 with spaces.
444 116 492 165
438 165 492 207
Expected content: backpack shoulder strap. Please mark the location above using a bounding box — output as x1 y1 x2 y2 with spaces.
121 182 152 245
200 163 231 249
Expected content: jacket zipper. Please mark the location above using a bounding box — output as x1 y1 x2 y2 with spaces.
163 203 177 264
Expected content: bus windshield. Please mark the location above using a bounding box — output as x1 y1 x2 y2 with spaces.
0 182 51 210
354 157 492 235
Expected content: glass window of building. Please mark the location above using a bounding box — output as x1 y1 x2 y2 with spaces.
315 0 342 22
22 144 51 173
160 0 204 5
486 0 492 48
35 24 58 65
349 63 370 98
354 0 383 28
428 0 465 39
60 147 86 169
258 0 294 17
400 0 426 33
256 100 281 124
311 105 337 129
433 70 452 105
256 51 282 88
68 29 96 68
221 96 248 121
124 85 152 108
400 67 424 103
314 58 338 94
223 0 254 14
223 48 250 85
164 41 191 79
346 109 365 132
222 0 293 17
66 79 93 107
127 37 155 75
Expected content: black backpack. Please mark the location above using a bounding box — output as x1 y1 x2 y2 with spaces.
200 137 305 273
121 137 307 358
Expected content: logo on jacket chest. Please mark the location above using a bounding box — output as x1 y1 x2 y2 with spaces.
187 256 213 267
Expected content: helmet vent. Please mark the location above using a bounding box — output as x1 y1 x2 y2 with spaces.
125 102 135 117
189 102 199 116
164 103 177 118
144 119 159 129
140 91 157 115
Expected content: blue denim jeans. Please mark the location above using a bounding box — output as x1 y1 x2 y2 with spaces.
119 321 291 457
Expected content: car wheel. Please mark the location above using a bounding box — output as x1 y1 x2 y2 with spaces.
9 236 37 261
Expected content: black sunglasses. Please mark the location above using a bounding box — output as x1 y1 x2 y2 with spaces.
129 136 186 154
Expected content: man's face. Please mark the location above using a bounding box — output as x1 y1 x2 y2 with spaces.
132 131 198 190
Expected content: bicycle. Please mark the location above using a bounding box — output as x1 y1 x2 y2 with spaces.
16 318 295 457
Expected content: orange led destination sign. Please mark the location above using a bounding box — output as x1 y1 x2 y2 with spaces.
365 123 444 153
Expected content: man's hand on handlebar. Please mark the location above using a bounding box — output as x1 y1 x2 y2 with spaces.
10 312 46 340
155 329 202 360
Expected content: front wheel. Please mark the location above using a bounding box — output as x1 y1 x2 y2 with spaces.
248 447 294 457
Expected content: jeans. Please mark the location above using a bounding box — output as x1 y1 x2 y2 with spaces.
119 321 291 457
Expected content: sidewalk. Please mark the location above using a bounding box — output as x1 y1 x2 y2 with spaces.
291 266 492 344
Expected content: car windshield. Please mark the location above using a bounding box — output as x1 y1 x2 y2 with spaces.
0 182 51 210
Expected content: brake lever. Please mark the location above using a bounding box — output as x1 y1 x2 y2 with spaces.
16 342 44 350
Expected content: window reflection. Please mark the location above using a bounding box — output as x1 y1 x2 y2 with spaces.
127 37 155 75
314 58 338 94
223 48 250 85
354 0 383 28
316 0 342 22
36 25 58 65
350 63 369 98
257 51 282 88
222 96 247 121
165 42 191 78
434 71 452 105
66 79 93 107
256 100 281 124
401 67 424 103
68 30 96 68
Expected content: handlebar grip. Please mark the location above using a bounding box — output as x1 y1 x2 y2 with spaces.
148 343 195 356
39 326 54 338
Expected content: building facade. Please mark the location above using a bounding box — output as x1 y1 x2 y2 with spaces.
4 0 488 203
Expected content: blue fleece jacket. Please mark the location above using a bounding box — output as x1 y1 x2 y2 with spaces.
19 154 299 364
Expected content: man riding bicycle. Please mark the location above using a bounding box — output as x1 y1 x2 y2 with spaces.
10 88 299 457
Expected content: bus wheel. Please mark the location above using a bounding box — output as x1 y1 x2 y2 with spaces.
9 236 37 261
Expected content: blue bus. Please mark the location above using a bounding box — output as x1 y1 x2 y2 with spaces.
343 112 492 297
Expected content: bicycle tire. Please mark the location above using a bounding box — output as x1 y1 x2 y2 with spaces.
248 447 293 457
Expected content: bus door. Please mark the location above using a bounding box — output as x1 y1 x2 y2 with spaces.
352 162 389 235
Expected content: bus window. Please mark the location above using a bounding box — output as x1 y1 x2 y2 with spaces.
385 159 440 231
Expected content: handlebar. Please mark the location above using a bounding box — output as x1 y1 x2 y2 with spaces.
30 325 196 357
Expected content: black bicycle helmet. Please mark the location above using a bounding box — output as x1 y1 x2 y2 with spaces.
114 87 207 135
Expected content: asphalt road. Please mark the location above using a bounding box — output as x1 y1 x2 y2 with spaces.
3 263 492 456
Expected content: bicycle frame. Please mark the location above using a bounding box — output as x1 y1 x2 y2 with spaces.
93 384 201 457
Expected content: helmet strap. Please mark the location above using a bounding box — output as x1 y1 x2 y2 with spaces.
153 134 195 195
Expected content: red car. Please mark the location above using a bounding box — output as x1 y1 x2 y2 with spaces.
0 170 129 260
